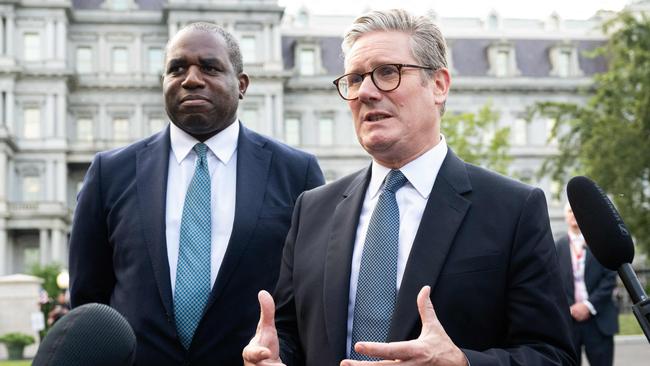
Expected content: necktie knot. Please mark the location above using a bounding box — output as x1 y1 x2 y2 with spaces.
193 143 208 162
383 170 407 193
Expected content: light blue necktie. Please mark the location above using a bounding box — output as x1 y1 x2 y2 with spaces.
351 169 407 360
174 143 211 350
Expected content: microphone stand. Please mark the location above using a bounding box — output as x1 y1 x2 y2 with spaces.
619 264 650 343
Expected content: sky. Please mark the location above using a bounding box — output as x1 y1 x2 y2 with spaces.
277 0 633 20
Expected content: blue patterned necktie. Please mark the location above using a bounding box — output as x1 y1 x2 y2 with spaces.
351 169 407 360
174 143 211 350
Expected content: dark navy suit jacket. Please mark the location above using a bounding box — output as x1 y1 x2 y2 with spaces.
69 123 324 365
274 149 576 366
556 235 619 336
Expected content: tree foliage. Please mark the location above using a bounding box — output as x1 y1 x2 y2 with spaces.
443 104 512 174
529 12 650 253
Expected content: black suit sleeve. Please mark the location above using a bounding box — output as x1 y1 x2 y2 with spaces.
587 263 617 313
69 154 115 307
303 155 325 191
274 193 306 366
463 189 577 366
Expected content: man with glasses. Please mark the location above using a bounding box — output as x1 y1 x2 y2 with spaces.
244 9 575 366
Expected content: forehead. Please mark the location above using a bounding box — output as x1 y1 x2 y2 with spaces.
345 31 414 71
166 29 229 62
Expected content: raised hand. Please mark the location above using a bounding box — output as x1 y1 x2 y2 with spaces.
341 286 468 366
242 290 285 366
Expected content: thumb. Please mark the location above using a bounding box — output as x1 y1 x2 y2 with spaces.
257 290 276 332
416 285 438 335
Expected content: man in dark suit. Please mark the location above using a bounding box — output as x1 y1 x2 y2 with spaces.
244 8 575 366
69 23 324 365
557 203 618 366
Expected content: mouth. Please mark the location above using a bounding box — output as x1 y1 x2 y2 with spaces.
363 111 392 122
180 95 211 106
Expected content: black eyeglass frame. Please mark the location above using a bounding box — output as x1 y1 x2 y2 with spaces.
332 63 435 101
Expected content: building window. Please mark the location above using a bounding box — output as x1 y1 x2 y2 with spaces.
107 0 132 10
241 108 259 132
495 50 509 77
76 118 93 141
284 117 301 146
557 50 571 78
512 118 527 146
488 42 520 77
550 179 563 204
76 47 93 74
550 44 583 78
147 47 163 75
546 118 558 145
298 48 316 76
22 176 41 202
112 118 129 141
317 117 334 146
149 117 165 134
23 108 41 139
241 36 257 64
24 33 41 61
112 47 129 74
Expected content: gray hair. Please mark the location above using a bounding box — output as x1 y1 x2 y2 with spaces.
165 22 244 74
342 9 448 72
342 9 448 115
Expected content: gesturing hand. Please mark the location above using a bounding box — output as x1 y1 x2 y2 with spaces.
242 290 285 366
341 286 467 366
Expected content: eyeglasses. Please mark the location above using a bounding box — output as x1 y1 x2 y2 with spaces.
332 63 434 101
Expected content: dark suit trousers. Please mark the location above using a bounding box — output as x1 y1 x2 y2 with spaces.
573 318 614 366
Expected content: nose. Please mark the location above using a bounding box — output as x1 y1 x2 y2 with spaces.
181 65 205 89
356 74 381 103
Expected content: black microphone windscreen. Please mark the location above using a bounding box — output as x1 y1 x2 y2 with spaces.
567 176 634 270
33 303 136 366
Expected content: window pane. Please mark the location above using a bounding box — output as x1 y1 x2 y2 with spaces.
113 118 129 141
76 47 93 73
318 117 333 146
24 108 41 139
241 109 259 132
149 118 165 134
23 176 41 201
299 49 316 76
241 36 256 64
112 48 129 74
512 118 528 146
285 118 300 146
148 48 163 74
558 51 571 77
76 118 93 141
24 33 41 61
111 0 130 10
496 50 509 77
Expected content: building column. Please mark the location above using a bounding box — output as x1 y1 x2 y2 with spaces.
39 229 50 266
0 230 5 275
6 14 13 58
0 17 4 56
271 24 280 63
134 104 143 138
56 157 66 202
263 23 271 63
0 91 4 126
0 152 7 202
57 92 65 138
98 34 106 77
51 229 64 266
56 20 65 61
133 34 142 78
264 94 273 136
46 94 55 138
46 20 55 60
274 92 283 138
45 160 54 201
6 91 13 133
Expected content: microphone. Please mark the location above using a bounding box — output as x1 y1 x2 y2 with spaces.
32 303 136 366
567 176 650 343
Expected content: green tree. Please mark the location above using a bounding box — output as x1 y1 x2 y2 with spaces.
29 263 63 335
529 11 650 253
443 104 512 174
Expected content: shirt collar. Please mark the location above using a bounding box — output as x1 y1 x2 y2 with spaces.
368 135 448 199
170 119 239 165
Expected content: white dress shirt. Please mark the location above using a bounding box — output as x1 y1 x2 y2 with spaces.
166 121 238 296
569 231 596 315
346 136 448 356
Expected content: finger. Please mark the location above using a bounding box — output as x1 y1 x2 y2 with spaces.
340 359 401 366
416 286 438 332
258 290 276 330
353 340 417 361
242 344 271 363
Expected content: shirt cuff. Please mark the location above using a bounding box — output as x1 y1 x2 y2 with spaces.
583 300 597 315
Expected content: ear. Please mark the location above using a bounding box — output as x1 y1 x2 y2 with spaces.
431 68 451 106
238 73 250 100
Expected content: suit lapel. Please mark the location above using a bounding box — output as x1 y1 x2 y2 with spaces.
559 238 575 301
207 124 272 307
136 127 173 317
323 167 370 360
389 150 472 342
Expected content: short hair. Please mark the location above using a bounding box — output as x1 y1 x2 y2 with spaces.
342 9 448 71
342 9 449 115
165 22 244 74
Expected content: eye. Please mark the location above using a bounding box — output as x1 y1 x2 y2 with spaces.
375 65 398 78
201 65 221 74
346 74 363 86
167 65 185 75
